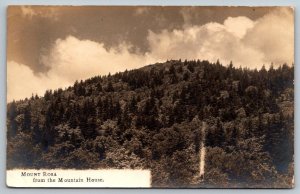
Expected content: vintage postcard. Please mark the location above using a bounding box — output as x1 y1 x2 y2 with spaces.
6 6 294 188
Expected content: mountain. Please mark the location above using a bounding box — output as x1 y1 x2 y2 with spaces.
7 59 294 188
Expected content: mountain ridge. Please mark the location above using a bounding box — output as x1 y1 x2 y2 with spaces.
7 59 294 188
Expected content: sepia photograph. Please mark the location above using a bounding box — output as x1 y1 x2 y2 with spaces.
6 6 294 188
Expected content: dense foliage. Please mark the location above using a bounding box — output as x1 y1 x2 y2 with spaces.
7 60 294 188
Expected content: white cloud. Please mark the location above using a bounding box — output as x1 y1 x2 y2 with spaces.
7 37 151 102
224 16 255 39
41 36 148 83
243 7 294 66
145 21 264 68
7 61 54 102
146 7 293 68
8 7 294 102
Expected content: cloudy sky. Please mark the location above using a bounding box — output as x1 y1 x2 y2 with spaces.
7 6 294 102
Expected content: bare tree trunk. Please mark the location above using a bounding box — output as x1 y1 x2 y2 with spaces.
199 121 206 179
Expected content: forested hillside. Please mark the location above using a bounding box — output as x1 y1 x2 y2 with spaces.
7 59 294 188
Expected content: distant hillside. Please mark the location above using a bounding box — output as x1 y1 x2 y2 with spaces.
7 59 294 188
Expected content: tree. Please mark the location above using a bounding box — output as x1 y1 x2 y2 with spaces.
7 101 17 138
23 105 31 131
106 81 114 92
187 63 195 73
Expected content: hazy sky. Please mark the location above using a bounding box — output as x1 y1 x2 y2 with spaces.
7 6 294 102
